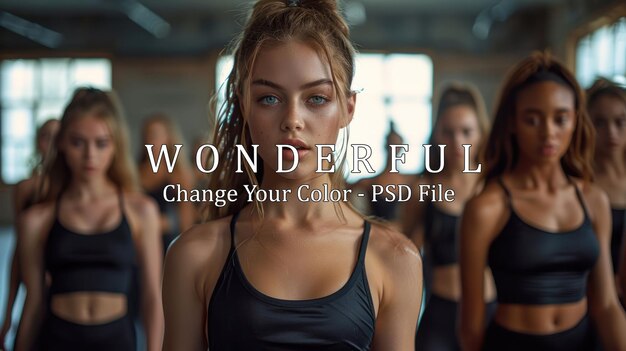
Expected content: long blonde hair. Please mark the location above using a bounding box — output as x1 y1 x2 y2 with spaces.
42 87 139 202
204 0 357 221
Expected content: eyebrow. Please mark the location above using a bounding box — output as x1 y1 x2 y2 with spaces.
522 107 572 115
251 78 333 91
68 132 111 140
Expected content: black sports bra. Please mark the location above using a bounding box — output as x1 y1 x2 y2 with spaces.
611 208 625 273
488 178 599 305
207 213 376 350
45 191 136 296
424 202 459 267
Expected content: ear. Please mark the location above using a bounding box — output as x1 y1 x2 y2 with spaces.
341 92 356 128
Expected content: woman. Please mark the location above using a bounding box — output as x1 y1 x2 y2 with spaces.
587 78 626 289
14 87 163 351
404 83 495 351
0 118 59 350
459 53 626 351
138 114 197 255
350 121 413 229
162 1 423 350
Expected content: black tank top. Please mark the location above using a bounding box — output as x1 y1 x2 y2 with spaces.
207 213 376 350
424 202 459 266
611 208 626 273
488 178 599 305
45 191 136 296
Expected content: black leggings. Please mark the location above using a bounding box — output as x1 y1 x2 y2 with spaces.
416 294 497 351
39 312 136 351
482 315 596 351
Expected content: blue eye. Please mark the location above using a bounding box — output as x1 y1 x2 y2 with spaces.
309 96 328 105
260 96 279 105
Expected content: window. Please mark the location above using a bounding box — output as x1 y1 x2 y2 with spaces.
0 58 111 184
576 17 626 88
215 53 433 182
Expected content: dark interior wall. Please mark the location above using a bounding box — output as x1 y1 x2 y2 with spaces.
0 0 623 168
112 55 217 157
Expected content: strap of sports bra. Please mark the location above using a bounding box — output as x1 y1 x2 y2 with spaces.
497 177 512 206
229 211 241 252
566 176 590 218
357 221 371 265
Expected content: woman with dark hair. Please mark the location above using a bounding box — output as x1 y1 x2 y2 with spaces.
14 88 163 351
459 53 626 351
587 78 626 293
162 1 423 350
404 83 495 351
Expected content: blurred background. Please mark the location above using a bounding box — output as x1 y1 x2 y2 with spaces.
0 0 624 348
1 0 624 187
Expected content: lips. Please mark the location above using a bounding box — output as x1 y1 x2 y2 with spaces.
540 144 558 156
280 138 310 161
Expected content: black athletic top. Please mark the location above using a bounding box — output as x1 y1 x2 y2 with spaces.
611 208 626 273
424 202 460 267
370 198 400 221
146 182 178 236
207 213 376 350
488 178 599 305
45 192 136 296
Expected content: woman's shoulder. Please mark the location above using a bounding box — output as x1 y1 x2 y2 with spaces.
123 191 160 217
569 177 610 217
165 216 233 272
367 222 422 272
465 179 508 213
19 200 56 240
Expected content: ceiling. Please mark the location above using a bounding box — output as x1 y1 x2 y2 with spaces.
0 0 613 56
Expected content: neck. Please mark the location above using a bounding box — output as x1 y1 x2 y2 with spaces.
595 151 626 176
65 175 117 201
257 173 348 224
511 158 569 191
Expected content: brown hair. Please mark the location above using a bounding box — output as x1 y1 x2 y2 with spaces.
139 113 192 172
42 87 139 202
204 0 357 221
587 77 626 110
481 52 594 182
424 82 490 174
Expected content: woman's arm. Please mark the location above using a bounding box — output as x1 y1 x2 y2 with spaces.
174 167 198 232
132 196 164 351
620 220 626 301
585 185 626 350
162 218 230 351
2 179 37 346
459 186 504 351
0 253 19 349
370 228 423 351
13 206 51 351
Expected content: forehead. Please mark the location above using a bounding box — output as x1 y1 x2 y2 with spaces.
590 95 626 114
67 115 112 137
516 81 575 110
439 105 478 125
251 40 332 87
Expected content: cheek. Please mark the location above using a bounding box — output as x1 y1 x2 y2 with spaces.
466 133 482 146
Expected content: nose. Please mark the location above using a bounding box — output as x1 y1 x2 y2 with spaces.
541 119 557 140
281 101 304 132
85 142 95 160
608 122 619 140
